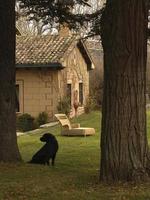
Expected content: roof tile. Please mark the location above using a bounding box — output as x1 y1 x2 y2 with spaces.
16 35 76 65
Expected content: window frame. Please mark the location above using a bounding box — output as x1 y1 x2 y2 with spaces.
67 83 72 106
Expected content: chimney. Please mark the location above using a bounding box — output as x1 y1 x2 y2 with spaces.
59 23 71 37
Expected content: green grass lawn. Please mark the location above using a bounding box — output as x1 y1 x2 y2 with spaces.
0 111 150 199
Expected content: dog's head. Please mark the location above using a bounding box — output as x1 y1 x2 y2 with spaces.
40 133 55 142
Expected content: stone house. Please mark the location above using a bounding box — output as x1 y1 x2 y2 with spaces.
85 40 104 106
86 40 150 106
16 35 95 119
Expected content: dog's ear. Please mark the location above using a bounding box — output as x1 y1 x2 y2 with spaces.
40 133 49 142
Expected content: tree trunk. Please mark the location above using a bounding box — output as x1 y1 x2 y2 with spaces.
0 0 21 162
100 0 150 182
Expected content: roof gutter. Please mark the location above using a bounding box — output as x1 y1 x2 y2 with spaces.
16 62 65 70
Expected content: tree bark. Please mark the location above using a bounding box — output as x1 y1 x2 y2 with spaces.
100 0 150 182
0 0 21 162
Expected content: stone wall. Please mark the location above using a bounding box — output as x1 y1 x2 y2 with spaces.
58 45 90 117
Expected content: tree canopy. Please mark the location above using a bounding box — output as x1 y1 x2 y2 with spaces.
18 0 103 36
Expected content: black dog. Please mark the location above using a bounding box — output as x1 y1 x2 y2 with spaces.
28 133 58 166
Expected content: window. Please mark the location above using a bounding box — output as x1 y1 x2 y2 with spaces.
67 84 72 105
16 80 23 113
15 84 20 112
79 83 83 105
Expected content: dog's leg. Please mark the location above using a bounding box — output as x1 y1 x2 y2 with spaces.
46 160 50 166
51 154 56 166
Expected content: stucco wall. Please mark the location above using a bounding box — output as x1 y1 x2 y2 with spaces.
16 68 58 119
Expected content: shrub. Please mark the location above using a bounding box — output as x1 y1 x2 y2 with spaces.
57 96 71 116
16 113 35 132
89 63 103 108
36 112 49 126
84 96 96 114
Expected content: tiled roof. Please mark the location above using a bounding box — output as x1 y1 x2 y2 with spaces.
83 40 103 70
16 35 76 65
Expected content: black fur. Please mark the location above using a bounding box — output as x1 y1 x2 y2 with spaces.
28 133 58 166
